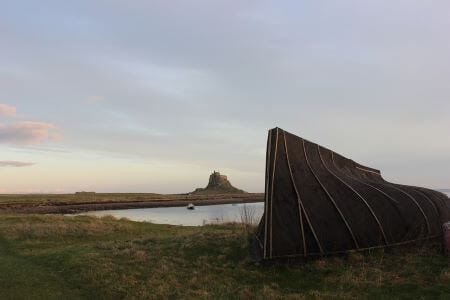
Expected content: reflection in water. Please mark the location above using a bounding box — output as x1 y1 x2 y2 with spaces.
81 202 264 226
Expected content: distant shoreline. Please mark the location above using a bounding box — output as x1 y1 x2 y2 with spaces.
0 193 264 214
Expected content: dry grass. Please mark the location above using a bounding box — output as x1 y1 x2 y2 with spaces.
0 215 132 240
239 204 258 237
0 214 449 299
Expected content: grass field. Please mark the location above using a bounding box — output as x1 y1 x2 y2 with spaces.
0 214 449 299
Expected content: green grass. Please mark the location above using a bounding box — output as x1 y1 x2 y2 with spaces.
0 214 449 299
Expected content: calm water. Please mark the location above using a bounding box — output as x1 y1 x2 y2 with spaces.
82 202 264 226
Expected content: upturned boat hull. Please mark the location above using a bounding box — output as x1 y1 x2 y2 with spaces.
255 128 450 260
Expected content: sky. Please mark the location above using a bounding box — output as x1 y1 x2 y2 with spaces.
1 0 449 194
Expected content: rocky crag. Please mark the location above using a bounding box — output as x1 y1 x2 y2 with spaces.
192 171 246 194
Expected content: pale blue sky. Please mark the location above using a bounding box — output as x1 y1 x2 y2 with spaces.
1 1 449 193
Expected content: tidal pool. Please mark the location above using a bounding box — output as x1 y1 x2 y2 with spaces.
80 202 264 226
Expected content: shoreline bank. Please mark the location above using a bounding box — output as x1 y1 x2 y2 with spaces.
0 194 264 214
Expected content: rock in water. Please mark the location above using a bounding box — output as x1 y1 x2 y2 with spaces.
193 171 245 194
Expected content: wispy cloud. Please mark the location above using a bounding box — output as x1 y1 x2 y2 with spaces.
0 161 36 167
0 104 17 117
0 121 62 144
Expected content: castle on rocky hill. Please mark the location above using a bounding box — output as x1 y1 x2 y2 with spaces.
192 171 245 194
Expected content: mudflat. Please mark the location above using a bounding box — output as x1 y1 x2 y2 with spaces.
0 193 264 214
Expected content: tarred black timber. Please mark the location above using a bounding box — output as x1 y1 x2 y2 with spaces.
255 128 450 260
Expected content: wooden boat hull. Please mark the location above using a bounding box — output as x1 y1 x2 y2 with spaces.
255 128 450 260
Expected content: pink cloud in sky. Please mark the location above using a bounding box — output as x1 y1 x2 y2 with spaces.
0 104 17 117
0 121 62 144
